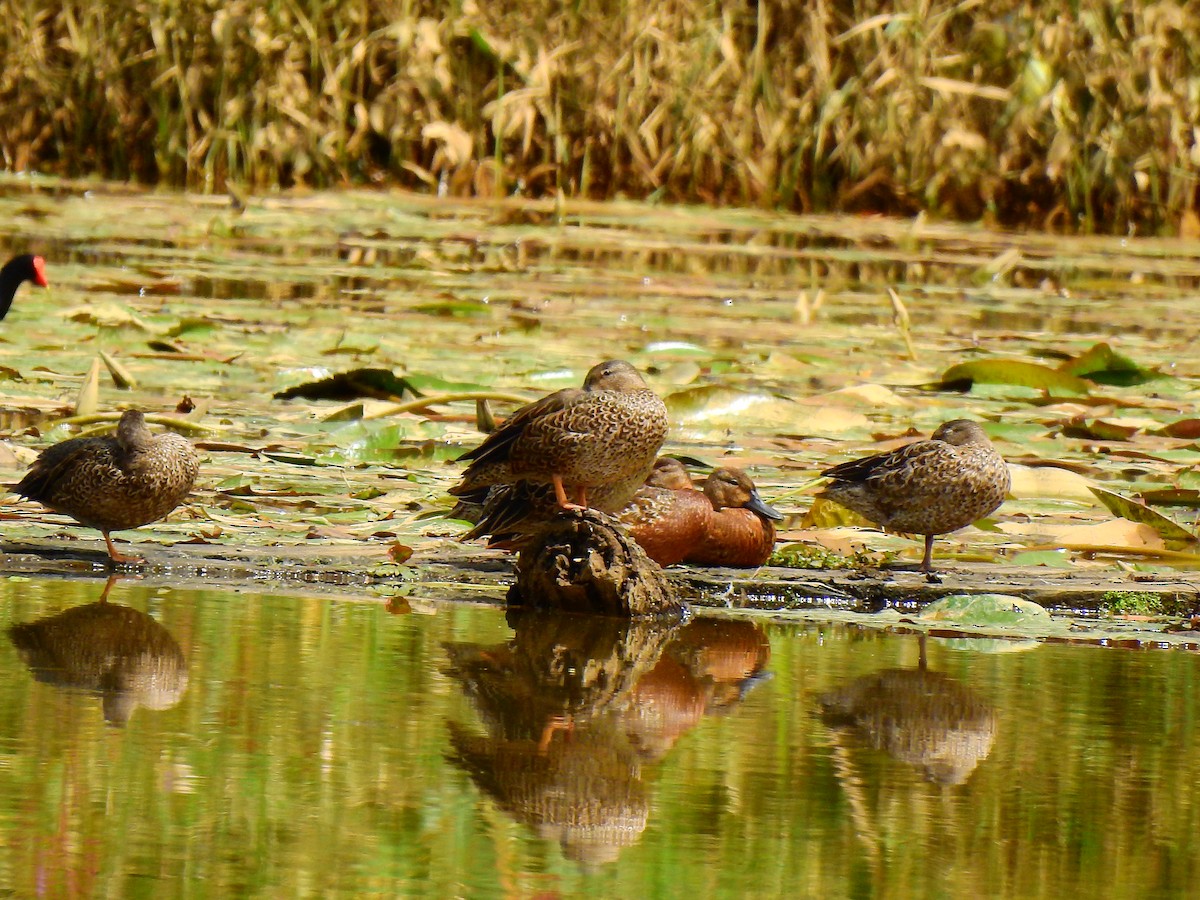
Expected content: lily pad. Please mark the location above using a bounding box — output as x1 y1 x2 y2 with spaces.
1088 486 1197 544
1060 342 1161 386
1009 549 1073 567
274 369 422 401
935 359 1091 396
918 593 1051 625
664 384 800 430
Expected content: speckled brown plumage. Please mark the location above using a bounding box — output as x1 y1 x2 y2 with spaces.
644 457 696 491
450 360 668 511
461 474 647 548
619 467 783 567
459 455 688 549
818 419 1009 572
16 410 199 563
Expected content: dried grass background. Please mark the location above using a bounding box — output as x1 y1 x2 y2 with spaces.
1 0 1198 233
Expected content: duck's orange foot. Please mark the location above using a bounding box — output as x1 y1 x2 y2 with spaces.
537 715 575 753
104 533 145 566
552 475 587 511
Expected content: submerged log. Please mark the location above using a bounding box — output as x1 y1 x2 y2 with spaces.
510 509 683 619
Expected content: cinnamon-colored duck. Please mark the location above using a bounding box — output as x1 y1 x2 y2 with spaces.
818 419 1009 573
451 359 668 526
684 469 783 567
618 467 782 567
16 410 199 564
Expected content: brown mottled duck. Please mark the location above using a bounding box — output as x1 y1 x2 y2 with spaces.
818 419 1008 574
16 410 199 564
450 359 668 512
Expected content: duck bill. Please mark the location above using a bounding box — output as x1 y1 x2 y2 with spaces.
747 490 784 521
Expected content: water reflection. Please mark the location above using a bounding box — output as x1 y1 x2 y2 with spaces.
7 589 188 725
817 635 995 785
444 611 769 864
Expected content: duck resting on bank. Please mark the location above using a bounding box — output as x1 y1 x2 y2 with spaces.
618 466 783 567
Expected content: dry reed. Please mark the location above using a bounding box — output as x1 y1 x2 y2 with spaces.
0 0 1197 233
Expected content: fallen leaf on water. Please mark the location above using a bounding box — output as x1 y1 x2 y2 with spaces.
1159 418 1200 439
802 383 912 408
1059 418 1139 441
1007 464 1099 503
1089 486 1197 543
1044 519 1167 549
62 302 150 330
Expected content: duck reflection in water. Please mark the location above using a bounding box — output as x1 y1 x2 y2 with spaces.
7 579 188 726
817 634 995 786
444 610 771 865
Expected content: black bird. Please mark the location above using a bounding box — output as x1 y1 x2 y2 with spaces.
0 254 48 319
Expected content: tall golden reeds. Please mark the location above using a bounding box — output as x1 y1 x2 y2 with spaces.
0 0 1197 233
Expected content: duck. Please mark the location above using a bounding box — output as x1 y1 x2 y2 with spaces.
459 477 647 549
0 254 48 319
644 457 696 490
455 456 695 544
817 419 1009 573
15 410 199 564
618 466 783 567
683 468 783 567
450 359 669 514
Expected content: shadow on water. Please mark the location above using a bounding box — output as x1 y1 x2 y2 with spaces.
7 579 188 726
443 609 770 866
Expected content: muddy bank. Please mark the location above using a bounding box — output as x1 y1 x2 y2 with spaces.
2 537 1195 621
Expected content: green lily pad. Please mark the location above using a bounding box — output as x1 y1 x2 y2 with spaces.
1009 549 1074 568
919 594 1051 625
1060 342 1161 386
935 359 1091 396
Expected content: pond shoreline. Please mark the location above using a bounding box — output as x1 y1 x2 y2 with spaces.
3 538 1195 623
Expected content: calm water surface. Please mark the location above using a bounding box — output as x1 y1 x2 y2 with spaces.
2 578 1199 898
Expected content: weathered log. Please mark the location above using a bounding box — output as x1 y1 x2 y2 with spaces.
510 509 683 619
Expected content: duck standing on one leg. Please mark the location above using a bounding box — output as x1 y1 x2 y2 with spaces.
450 359 669 515
15 410 199 564
817 419 1009 576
